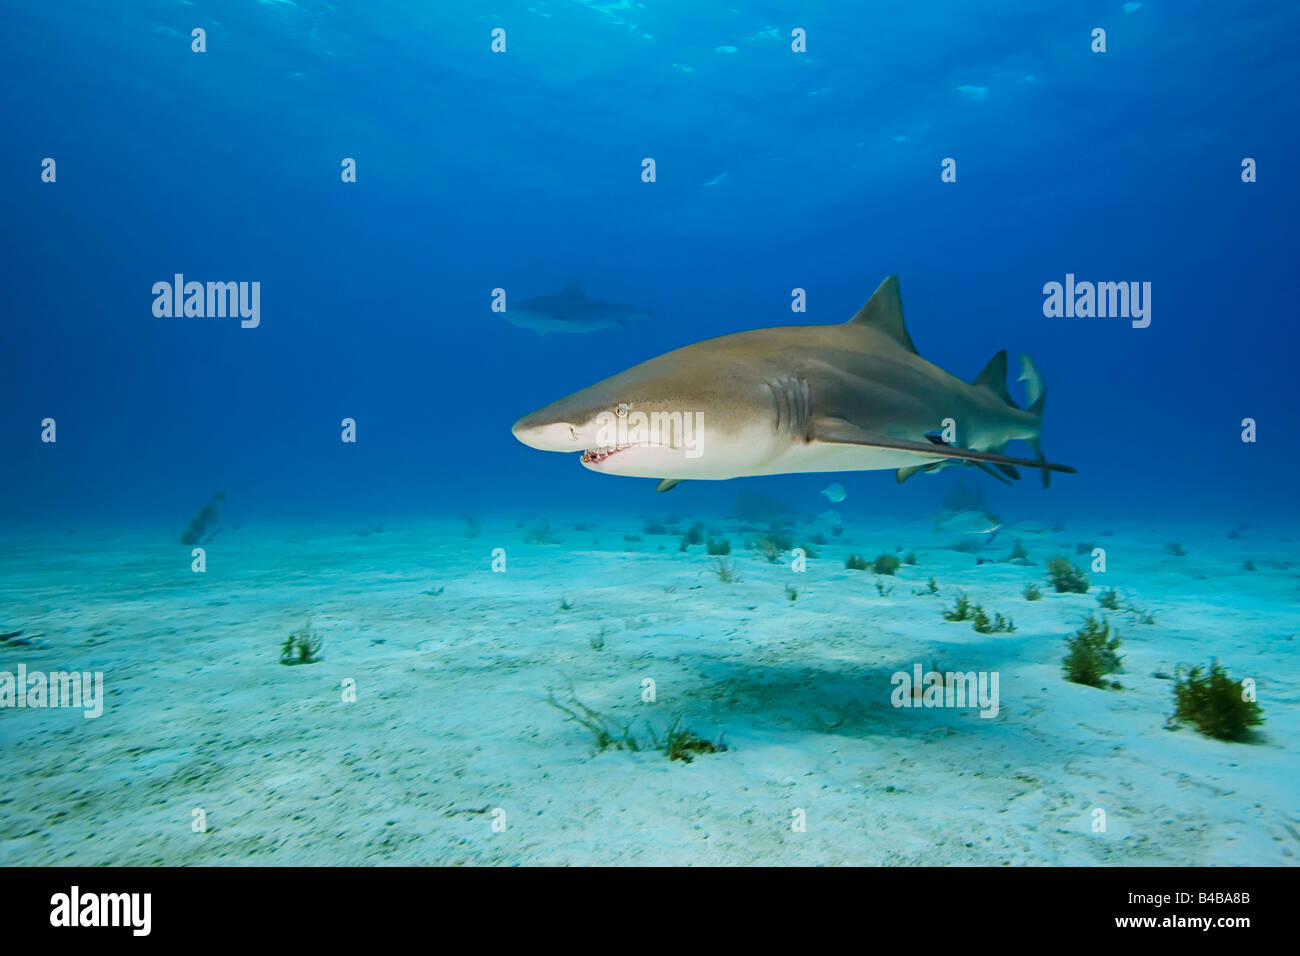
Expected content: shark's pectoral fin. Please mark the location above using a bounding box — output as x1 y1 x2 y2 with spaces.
811 418 1077 477
896 460 947 482
656 478 681 493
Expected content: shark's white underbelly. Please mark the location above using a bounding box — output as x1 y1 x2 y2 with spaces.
746 440 941 476
627 439 942 479
584 426 952 481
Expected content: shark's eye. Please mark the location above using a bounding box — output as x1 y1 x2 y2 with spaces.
616 403 629 418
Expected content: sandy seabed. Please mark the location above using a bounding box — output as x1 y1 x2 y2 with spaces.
1 512 1296 866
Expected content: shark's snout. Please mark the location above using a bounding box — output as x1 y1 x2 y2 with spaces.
511 413 583 452
511 406 680 475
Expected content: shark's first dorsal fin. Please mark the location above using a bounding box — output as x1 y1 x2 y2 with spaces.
846 275 918 354
972 350 1017 407
563 280 585 298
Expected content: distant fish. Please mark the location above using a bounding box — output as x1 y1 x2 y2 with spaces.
820 482 846 503
998 519 1064 539
999 545 1035 566
956 84 989 102
505 281 650 336
935 509 1001 536
701 172 728 187
817 509 843 526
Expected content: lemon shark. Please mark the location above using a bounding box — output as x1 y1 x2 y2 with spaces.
505 281 650 335
512 276 1075 490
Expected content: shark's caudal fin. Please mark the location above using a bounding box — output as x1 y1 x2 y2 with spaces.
896 348 1049 485
1019 352 1045 410
960 349 1056 488
1017 353 1052 488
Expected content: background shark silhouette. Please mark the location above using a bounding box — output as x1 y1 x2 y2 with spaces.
505 281 650 335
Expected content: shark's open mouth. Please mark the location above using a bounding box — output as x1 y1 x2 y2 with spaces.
581 445 632 465
583 441 676 466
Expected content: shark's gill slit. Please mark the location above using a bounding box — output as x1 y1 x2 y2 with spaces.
768 377 810 438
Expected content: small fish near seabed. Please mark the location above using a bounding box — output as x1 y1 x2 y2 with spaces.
997 519 1065 540
512 275 1076 490
934 509 1002 536
504 281 651 336
820 482 847 502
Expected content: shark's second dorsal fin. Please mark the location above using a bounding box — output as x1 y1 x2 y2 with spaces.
972 350 1017 407
846 275 918 354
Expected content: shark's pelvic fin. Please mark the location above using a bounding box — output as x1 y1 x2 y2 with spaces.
987 441 1021 480
896 447 1020 485
973 461 1015 485
813 418 1076 476
846 275 919 354
655 478 681 493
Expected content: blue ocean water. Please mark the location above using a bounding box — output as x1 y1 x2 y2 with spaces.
2 0 1297 529
3 2 1300 872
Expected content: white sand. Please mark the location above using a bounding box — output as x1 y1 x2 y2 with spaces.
1 514 1295 865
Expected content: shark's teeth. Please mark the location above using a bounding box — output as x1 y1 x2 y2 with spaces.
581 445 632 465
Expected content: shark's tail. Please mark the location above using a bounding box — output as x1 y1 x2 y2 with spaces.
1017 353 1052 488
897 349 1070 486
971 350 1053 487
